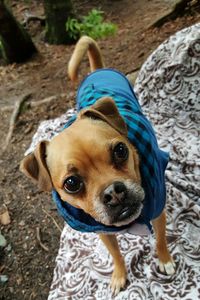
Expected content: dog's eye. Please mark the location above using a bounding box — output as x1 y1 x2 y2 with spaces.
63 176 83 194
113 142 129 163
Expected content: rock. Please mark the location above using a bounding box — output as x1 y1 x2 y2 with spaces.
0 204 11 225
0 233 7 248
6 244 12 252
0 275 8 283
19 220 25 226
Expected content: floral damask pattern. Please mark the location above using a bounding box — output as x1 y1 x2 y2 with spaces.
26 24 200 299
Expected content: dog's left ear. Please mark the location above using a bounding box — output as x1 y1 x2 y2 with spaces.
80 97 127 135
20 141 52 192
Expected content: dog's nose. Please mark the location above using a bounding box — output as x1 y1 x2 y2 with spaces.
114 181 127 194
103 181 127 207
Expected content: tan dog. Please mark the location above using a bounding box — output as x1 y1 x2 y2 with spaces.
20 36 175 295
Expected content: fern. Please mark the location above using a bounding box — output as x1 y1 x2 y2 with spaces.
66 9 117 40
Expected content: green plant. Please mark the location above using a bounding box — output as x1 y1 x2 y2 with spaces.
66 9 117 40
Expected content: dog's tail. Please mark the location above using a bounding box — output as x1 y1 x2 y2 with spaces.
68 36 104 82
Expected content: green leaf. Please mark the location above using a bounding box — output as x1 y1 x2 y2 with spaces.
66 9 117 41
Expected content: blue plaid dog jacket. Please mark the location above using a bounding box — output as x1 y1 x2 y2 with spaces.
52 69 169 233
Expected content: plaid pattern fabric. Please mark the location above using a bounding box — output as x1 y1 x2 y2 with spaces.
53 69 169 233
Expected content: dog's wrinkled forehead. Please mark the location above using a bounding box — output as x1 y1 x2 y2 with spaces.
45 96 127 161
46 116 125 163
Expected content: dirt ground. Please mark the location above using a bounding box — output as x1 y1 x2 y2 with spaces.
0 0 200 299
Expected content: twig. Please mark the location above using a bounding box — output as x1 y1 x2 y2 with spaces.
2 93 32 152
30 95 62 107
36 227 49 252
42 208 62 233
0 265 5 274
0 93 67 112
1 105 13 112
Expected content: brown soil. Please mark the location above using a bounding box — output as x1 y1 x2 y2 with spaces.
0 1 200 299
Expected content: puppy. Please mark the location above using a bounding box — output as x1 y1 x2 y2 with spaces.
20 36 175 295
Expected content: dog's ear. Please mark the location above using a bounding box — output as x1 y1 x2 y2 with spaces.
80 97 127 135
20 141 52 192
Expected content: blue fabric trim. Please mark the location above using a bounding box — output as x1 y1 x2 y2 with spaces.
52 190 137 233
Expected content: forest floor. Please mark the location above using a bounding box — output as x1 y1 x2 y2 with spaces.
0 0 200 299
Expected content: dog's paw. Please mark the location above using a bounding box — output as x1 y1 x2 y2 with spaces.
159 260 176 275
110 267 127 296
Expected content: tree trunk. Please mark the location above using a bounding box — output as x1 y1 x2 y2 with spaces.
43 0 74 44
0 0 37 64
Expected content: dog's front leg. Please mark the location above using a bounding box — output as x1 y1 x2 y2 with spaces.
152 210 175 275
99 233 127 295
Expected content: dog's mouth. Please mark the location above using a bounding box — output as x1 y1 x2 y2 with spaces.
111 202 143 226
118 206 131 221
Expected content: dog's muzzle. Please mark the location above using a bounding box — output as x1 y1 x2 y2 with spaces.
102 181 144 226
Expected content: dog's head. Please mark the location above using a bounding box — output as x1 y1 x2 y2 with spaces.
20 97 145 226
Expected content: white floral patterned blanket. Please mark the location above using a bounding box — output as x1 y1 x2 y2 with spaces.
26 24 200 300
